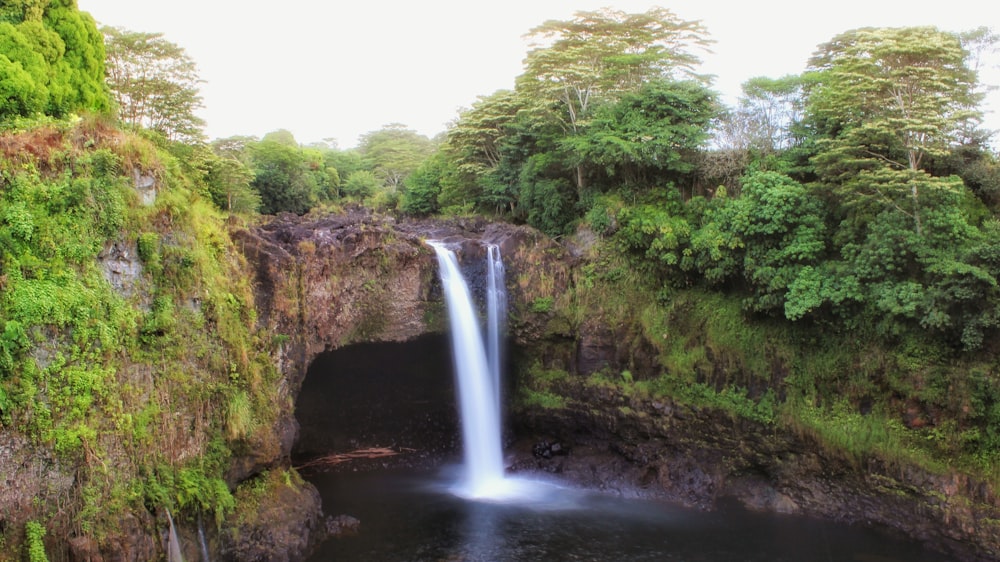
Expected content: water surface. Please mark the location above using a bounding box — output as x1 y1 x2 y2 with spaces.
305 466 951 562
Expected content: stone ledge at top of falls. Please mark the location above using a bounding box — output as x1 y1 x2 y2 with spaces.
231 207 575 388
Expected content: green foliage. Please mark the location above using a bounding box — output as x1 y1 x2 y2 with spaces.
24 520 47 562
0 1 109 122
401 152 450 216
518 7 711 137
679 383 777 424
249 138 319 214
42 0 110 116
102 26 204 141
0 118 280 545
203 153 259 214
341 170 379 200
518 363 569 409
616 198 693 277
358 123 435 191
563 80 718 189
530 296 554 313
143 462 236 527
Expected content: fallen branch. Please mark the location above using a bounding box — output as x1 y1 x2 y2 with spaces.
296 447 414 470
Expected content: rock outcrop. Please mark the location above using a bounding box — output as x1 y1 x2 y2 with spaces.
233 209 1000 562
509 369 1000 561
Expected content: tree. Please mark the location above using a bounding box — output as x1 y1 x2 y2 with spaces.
341 170 379 199
443 89 524 213
807 27 982 237
203 153 259 214
42 0 109 115
357 124 435 191
517 7 712 193
0 0 109 121
102 25 204 142
401 152 451 216
0 22 49 116
562 79 718 189
248 140 317 215
733 75 810 152
957 26 999 146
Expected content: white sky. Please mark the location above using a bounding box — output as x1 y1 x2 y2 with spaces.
80 0 999 148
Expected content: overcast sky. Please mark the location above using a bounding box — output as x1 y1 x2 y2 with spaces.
80 1 999 148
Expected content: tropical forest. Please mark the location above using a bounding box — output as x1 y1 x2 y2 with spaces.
1 1 1000 561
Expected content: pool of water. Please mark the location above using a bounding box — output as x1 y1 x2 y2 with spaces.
304 466 951 562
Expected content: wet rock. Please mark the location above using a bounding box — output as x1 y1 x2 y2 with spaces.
325 514 361 537
532 440 567 459
98 240 145 301
511 380 1000 561
132 168 157 206
220 476 325 562
98 512 157 562
69 536 103 562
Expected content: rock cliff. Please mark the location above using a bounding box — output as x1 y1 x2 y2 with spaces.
233 209 999 562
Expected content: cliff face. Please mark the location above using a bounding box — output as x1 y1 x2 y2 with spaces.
235 210 999 562
233 209 572 396
510 380 1000 562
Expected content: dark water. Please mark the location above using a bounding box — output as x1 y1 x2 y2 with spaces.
304 466 951 562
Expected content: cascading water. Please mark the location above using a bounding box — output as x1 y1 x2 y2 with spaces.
429 241 505 497
485 244 506 414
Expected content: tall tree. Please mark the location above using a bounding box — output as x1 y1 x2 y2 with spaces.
736 75 810 152
562 79 718 189
807 26 983 237
357 124 434 191
443 89 524 213
517 7 712 193
102 26 204 141
248 139 317 215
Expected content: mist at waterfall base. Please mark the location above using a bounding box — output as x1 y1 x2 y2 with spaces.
299 243 949 561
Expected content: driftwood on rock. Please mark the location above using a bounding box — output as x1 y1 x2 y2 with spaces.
296 447 412 470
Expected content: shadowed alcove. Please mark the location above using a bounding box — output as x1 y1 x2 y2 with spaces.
292 333 462 468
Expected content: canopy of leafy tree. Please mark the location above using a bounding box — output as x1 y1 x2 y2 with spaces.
424 13 1000 355
102 25 205 142
0 0 108 121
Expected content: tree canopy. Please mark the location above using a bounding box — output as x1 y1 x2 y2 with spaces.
102 25 204 142
0 0 108 121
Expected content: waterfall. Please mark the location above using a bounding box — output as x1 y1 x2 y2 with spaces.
165 508 184 562
485 244 506 414
429 241 505 497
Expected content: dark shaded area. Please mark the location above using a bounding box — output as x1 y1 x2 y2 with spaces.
305 468 949 562
293 334 460 467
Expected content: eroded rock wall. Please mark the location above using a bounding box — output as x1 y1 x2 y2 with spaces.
237 210 1000 561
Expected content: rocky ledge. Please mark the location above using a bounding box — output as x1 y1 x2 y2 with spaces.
510 379 1000 562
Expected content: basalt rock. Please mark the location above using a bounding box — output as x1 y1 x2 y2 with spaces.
233 208 572 398
510 380 1000 561
230 209 571 560
219 476 325 562
234 210 1000 562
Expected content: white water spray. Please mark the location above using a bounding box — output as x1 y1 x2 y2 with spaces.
485 244 507 414
429 241 505 497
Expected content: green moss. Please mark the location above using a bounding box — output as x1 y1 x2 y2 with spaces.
530 296 554 313
521 387 567 409
0 118 283 542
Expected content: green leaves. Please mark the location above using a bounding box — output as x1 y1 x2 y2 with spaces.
102 26 203 141
808 27 980 178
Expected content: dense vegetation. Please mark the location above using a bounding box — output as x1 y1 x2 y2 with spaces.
0 2 291 557
2 1 1000 558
